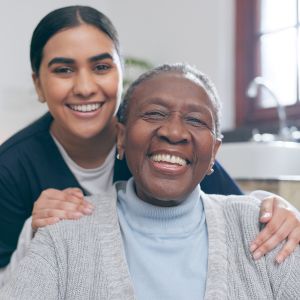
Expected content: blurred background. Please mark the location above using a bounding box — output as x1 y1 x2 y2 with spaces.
1 0 300 206
0 0 235 141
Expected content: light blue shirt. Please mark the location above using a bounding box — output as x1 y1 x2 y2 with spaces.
117 178 208 300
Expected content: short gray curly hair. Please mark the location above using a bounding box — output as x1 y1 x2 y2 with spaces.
118 63 222 139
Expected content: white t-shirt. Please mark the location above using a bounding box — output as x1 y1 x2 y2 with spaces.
51 134 115 195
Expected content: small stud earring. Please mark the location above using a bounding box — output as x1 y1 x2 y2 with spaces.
207 168 214 175
207 162 215 176
117 152 124 160
38 97 45 103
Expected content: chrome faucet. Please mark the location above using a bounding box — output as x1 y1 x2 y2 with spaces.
246 76 296 141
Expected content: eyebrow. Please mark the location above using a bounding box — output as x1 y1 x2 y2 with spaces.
89 53 113 63
47 53 114 67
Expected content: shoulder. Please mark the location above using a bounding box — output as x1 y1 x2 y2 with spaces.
43 191 118 241
203 193 261 237
203 193 260 214
0 112 52 158
0 112 54 179
202 193 300 297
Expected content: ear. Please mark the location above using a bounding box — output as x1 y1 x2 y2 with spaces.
212 138 222 163
116 122 126 160
207 138 222 175
32 73 45 103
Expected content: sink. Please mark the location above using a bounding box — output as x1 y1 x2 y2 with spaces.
216 141 300 179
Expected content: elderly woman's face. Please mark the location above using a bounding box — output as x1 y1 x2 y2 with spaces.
120 72 221 206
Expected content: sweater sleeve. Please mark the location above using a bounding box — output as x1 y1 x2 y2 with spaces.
0 217 33 288
0 227 59 300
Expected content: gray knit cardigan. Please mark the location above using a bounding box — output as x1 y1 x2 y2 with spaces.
1 185 300 300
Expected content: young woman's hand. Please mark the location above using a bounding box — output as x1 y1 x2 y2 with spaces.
251 195 300 263
32 188 94 230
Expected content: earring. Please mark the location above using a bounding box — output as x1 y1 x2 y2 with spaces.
117 151 124 160
38 97 45 103
207 162 215 176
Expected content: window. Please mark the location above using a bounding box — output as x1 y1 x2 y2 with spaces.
235 0 300 127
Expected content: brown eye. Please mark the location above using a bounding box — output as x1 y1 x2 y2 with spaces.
53 66 73 74
94 64 111 73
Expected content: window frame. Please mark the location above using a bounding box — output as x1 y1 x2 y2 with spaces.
235 0 300 128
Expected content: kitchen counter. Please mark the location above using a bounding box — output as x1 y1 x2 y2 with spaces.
236 177 300 209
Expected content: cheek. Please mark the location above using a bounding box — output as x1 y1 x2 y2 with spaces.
124 124 149 172
193 136 215 169
40 77 71 104
98 71 122 99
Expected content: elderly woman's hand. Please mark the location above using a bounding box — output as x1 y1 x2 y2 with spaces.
250 195 300 263
32 188 94 230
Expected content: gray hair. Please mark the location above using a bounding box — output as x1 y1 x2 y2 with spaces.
118 63 222 139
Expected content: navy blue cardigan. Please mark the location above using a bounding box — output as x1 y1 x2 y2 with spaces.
0 113 241 267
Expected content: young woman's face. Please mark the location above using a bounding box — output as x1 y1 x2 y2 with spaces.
119 72 221 206
33 24 122 140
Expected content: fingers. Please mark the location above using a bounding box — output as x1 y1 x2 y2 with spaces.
34 199 93 215
259 196 276 223
34 208 84 220
251 216 297 260
259 195 288 223
32 188 94 230
275 227 300 263
251 208 286 253
34 188 84 208
33 188 93 212
32 216 60 229
251 196 300 263
32 209 84 229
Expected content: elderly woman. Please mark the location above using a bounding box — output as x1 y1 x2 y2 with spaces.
1 64 300 299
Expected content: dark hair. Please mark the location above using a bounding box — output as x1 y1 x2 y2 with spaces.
118 63 222 139
30 5 120 75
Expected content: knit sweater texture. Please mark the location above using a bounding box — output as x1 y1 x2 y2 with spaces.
1 183 299 299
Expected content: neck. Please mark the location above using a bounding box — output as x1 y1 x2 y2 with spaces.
50 119 117 169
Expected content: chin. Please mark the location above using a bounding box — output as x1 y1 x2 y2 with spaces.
72 127 102 140
147 187 189 203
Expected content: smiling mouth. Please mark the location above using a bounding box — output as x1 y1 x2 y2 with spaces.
67 103 103 113
150 153 188 166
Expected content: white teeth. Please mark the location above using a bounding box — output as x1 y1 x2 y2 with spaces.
151 154 187 166
69 103 102 112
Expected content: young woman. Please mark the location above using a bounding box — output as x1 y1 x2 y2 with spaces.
1 63 299 299
0 5 299 275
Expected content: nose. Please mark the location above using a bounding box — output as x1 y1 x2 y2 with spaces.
73 70 98 98
157 114 190 144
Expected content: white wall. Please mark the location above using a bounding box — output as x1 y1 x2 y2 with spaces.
0 0 235 143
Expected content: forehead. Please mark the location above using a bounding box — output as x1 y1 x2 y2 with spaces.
130 72 213 110
42 24 115 59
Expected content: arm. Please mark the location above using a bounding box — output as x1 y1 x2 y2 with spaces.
0 165 30 268
0 228 59 300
